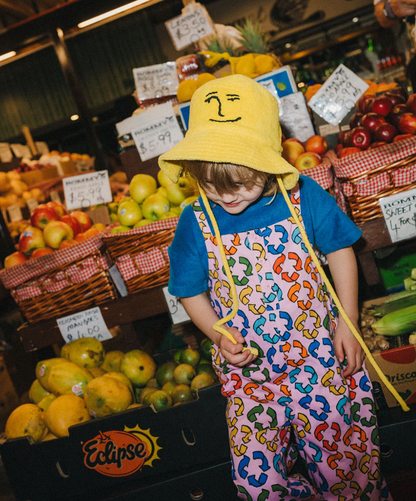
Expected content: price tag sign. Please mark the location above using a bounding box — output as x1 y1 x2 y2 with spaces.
279 92 316 143
10 143 32 159
163 287 191 324
7 204 22 222
165 6 214 51
133 62 179 101
63 170 112 210
308 64 369 126
0 143 13 162
131 102 184 162
380 188 416 243
49 190 62 204
26 197 39 212
57 307 113 343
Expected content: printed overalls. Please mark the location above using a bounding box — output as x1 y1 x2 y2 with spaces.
193 186 392 501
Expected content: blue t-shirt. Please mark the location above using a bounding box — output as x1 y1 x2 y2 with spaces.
168 175 361 298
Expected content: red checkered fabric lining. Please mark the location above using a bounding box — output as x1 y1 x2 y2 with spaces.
301 155 333 190
102 217 179 240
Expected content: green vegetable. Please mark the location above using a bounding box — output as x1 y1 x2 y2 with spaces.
371 304 416 336
367 291 416 317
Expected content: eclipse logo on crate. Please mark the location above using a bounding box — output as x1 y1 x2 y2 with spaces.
83 426 162 477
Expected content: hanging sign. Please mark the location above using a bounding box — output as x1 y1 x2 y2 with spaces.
133 62 179 101
165 6 215 51
308 64 369 126
62 171 112 210
57 307 113 344
162 287 191 324
131 102 184 162
379 188 416 243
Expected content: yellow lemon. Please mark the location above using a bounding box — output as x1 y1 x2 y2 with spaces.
196 72 216 88
177 79 198 102
254 54 278 75
235 53 256 77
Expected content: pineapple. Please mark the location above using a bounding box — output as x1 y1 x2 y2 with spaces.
204 36 239 57
235 18 270 55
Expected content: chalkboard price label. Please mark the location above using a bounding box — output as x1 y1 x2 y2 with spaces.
165 6 214 51
380 188 416 243
63 170 112 210
57 307 113 344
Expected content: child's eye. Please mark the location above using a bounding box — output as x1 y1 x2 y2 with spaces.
234 182 244 187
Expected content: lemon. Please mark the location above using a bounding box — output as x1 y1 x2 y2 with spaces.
174 363 196 385
196 72 216 88
45 395 90 437
5 404 46 443
235 53 256 77
254 54 278 76
171 384 193 404
177 79 198 102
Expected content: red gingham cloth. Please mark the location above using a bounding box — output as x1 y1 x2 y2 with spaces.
300 155 333 190
328 136 416 197
102 217 179 283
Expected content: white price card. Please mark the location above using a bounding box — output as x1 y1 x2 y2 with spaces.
0 143 13 163
7 204 22 222
165 6 214 51
10 143 32 159
57 307 113 344
63 170 112 210
380 188 416 243
133 62 179 101
163 287 191 324
26 197 39 212
131 102 184 162
49 190 62 204
308 64 369 126
279 92 316 143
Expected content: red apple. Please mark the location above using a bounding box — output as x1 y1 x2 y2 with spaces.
361 113 386 133
337 130 348 145
338 147 362 158
304 135 328 155
294 152 322 171
47 201 67 218
389 86 408 101
75 228 99 242
281 138 305 166
368 141 388 149
389 104 408 127
398 113 416 134
373 122 397 143
59 239 78 249
370 96 393 117
384 91 405 107
358 94 374 114
4 251 28 269
31 248 54 259
70 211 92 232
18 226 46 256
30 204 59 230
349 112 364 129
43 221 74 249
334 143 343 155
406 93 416 114
341 130 352 147
349 127 372 150
393 133 415 142
59 214 81 236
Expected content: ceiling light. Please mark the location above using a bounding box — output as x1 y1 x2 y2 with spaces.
78 0 153 29
71 114 79 121
0 51 16 62
352 17 359 23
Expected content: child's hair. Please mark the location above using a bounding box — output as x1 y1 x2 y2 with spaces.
182 161 279 197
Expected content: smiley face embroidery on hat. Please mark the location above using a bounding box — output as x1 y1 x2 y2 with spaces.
204 91 242 123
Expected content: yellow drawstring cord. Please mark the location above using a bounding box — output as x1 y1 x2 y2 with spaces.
198 177 409 412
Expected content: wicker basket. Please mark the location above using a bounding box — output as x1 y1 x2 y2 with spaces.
0 235 116 324
102 218 178 295
329 137 416 224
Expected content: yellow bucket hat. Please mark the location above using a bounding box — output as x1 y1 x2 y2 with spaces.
158 74 299 190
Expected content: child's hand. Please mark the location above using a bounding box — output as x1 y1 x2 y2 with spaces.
333 321 365 377
219 326 257 367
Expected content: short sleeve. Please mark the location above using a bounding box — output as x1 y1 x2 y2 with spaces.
168 204 209 297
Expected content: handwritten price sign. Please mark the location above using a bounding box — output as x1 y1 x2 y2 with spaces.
131 102 184 162
133 62 179 101
63 171 112 210
308 64 369 126
165 6 214 51
162 287 191 324
57 307 112 344
380 188 416 243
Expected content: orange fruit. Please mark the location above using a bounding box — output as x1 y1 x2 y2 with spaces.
141 387 158 405
173 363 196 385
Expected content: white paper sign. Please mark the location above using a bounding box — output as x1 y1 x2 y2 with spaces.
380 188 416 243
131 103 184 162
57 307 112 343
10 143 32 159
165 6 214 51
163 287 191 324
0 143 13 163
63 170 112 210
26 197 39 212
279 92 316 143
133 62 179 101
7 204 22 222
308 64 369 126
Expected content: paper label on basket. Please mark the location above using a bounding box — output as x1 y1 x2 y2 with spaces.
163 287 191 324
7 204 22 222
56 307 113 343
63 170 112 210
379 188 416 243
308 64 369 126
49 190 62 204
26 197 39 212
133 62 179 101
165 6 215 51
131 103 184 162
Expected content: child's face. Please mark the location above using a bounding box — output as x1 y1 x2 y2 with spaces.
203 167 265 215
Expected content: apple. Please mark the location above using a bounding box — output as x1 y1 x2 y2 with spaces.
370 96 393 117
361 113 386 133
389 104 408 127
398 113 416 134
59 214 81 236
141 193 170 221
406 93 416 114
82 228 100 238
165 176 197 206
19 226 46 256
59 239 78 249
349 127 372 150
109 213 119 223
47 201 67 218
393 133 415 142
294 152 321 171
110 225 132 234
368 141 388 149
129 174 157 204
337 131 348 145
107 202 119 215
180 195 198 210
157 186 168 198
338 147 362 158
92 223 107 231
349 112 363 129
31 248 54 259
373 123 397 143
334 143 343 156
358 94 374 114
157 170 174 188
159 211 180 220
133 219 153 228
43 221 74 249
117 199 142 226
4 251 28 268
304 135 328 155
30 204 60 229
384 91 405 107
70 211 92 232
281 138 305 166
389 85 408 101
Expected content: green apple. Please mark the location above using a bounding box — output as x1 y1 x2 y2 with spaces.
142 193 170 221
119 196 132 204
159 211 179 220
157 186 168 198
129 174 157 204
134 219 154 228
111 225 131 234
170 206 182 215
117 200 142 226
109 213 119 223
165 176 197 205
157 170 173 188
107 202 119 215
180 195 198 210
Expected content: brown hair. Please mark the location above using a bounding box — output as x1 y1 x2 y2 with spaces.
182 161 278 197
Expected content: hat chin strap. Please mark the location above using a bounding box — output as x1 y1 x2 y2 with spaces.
199 177 409 412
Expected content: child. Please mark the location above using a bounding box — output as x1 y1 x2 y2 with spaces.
159 75 392 500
